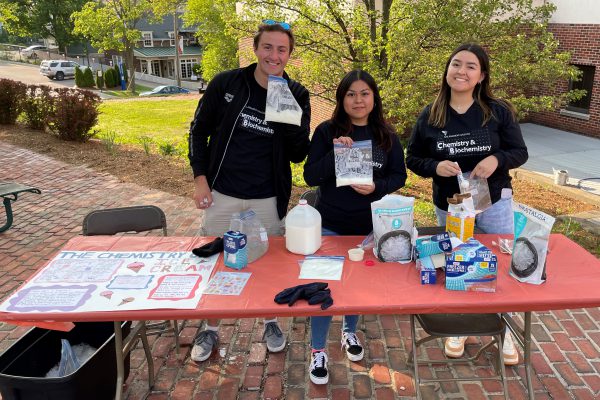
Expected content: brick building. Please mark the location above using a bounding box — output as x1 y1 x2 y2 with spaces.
528 0 600 137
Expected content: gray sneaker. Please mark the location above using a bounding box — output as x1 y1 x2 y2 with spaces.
191 330 218 362
263 321 286 352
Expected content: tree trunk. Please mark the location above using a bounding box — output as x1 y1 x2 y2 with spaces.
127 46 136 93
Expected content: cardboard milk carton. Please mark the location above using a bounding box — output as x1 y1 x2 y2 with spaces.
223 231 248 270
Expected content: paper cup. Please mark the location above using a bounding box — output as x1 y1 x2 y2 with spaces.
348 248 365 262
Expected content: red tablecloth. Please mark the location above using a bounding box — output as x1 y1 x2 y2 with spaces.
1 234 599 324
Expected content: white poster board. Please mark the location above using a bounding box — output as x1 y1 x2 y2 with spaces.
0 251 219 313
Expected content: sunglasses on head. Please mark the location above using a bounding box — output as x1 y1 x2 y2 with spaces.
262 19 291 30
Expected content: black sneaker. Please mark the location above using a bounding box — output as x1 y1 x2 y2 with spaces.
309 351 329 385
341 332 364 361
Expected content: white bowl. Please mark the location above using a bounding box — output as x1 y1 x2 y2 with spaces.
348 248 365 262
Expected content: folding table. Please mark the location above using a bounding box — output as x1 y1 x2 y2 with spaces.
1 234 599 400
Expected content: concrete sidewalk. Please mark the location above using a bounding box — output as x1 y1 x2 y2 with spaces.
1 140 600 399
520 123 600 197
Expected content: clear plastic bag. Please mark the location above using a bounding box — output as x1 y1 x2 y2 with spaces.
458 172 492 212
371 194 415 263
334 140 373 187
265 75 302 126
229 209 269 263
58 339 81 376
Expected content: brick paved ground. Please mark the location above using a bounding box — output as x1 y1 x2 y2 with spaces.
1 141 599 399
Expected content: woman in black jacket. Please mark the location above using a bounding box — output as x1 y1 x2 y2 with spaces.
406 43 528 365
303 69 407 384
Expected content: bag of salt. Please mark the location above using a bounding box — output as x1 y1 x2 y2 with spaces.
371 194 414 263
510 202 555 284
334 140 373 187
265 75 302 126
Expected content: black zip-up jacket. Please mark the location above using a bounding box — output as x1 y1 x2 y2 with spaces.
188 63 311 219
406 101 528 211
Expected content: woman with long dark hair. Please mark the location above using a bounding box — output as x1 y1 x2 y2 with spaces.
303 69 407 384
406 43 528 365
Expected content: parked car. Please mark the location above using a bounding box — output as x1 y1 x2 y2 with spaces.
139 85 191 97
39 60 86 81
21 45 47 59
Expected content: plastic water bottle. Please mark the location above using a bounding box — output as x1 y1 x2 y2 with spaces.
229 210 268 263
285 199 322 255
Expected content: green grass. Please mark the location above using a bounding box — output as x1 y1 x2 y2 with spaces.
95 98 198 145
102 84 153 98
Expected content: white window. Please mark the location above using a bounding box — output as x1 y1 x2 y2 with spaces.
168 32 175 47
188 36 196 44
180 58 197 79
142 32 153 47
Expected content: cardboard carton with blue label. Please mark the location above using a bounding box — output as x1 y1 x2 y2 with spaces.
223 231 248 270
445 238 497 292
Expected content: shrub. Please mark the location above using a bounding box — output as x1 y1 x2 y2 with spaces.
83 67 95 87
47 88 100 141
96 71 104 89
103 68 114 88
99 130 118 154
192 63 202 79
107 68 119 88
21 85 54 130
0 78 27 124
74 66 84 87
139 135 153 155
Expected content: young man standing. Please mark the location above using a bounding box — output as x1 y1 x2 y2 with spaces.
188 22 311 361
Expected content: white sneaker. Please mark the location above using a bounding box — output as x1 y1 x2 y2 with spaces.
502 332 519 366
444 336 468 358
341 332 364 362
309 351 329 385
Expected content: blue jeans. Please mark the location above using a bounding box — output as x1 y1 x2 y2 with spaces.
435 195 514 329
434 195 514 234
310 226 359 350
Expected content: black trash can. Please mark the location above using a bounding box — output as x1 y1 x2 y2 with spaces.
0 321 130 400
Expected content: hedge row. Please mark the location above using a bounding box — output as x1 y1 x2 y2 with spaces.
0 78 100 142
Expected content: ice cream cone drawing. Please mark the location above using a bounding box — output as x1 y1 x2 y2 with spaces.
100 290 113 300
127 262 145 273
118 297 135 306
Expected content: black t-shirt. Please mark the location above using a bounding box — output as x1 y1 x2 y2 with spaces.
214 77 275 199
406 101 528 211
304 121 407 235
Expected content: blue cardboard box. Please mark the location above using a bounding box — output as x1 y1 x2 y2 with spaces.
416 256 437 284
223 231 248 270
415 232 452 258
445 239 497 292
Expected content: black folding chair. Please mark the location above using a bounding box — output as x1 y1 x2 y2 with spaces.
409 225 508 399
82 206 181 398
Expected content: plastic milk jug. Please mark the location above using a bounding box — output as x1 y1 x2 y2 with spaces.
285 199 322 255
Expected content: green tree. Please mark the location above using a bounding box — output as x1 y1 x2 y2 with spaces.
233 0 582 132
83 66 95 87
0 0 87 55
72 0 149 93
74 65 84 86
186 0 238 81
